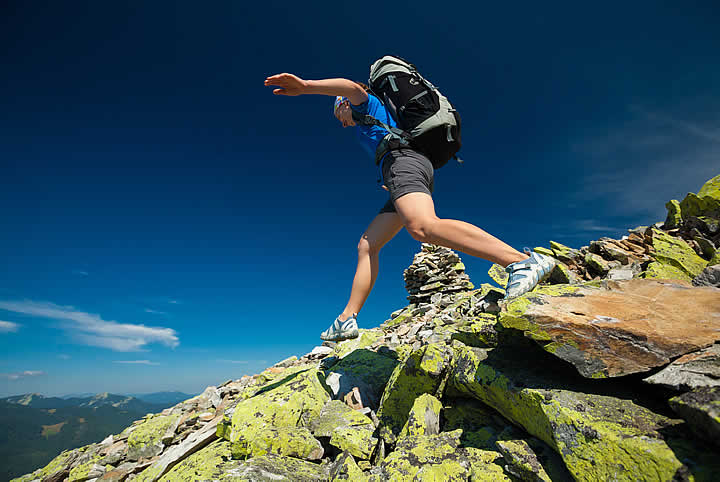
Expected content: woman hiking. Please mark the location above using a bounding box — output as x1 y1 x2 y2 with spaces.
264 72 555 342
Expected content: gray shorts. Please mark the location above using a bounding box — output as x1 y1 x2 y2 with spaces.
379 149 435 214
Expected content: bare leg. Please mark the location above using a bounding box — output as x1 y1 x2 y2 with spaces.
338 212 404 321
393 192 528 267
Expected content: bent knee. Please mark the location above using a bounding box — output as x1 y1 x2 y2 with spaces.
405 218 437 243
357 236 382 256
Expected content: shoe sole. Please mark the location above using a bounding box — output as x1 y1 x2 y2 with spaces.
321 329 359 342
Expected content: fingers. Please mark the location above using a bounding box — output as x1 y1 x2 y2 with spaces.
273 88 287 95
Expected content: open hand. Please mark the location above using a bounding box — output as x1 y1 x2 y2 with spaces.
264 73 307 96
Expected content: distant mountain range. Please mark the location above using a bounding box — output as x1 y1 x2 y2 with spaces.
0 391 195 482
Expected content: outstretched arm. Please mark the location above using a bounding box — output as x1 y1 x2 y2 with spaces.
264 73 368 105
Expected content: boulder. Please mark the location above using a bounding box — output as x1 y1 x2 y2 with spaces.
645 229 708 282
127 414 180 461
398 393 442 440
693 264 720 287
218 368 331 459
324 349 398 410
376 344 453 444
449 343 720 481
644 343 720 390
329 452 367 481
309 400 374 438
329 426 377 460
495 439 552 482
499 279 720 378
668 387 720 447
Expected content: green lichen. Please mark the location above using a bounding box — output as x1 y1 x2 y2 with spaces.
376 344 451 443
643 261 691 282
310 399 374 438
10 448 77 481
466 447 511 481
495 439 552 482
334 329 383 358
382 309 414 329
223 368 331 459
665 199 683 228
330 451 367 481
697 174 720 199
488 263 509 288
67 455 101 482
399 393 442 440
329 426 377 460
233 453 330 481
128 413 180 460
452 313 499 348
237 426 323 460
159 439 234 481
649 229 707 279
534 246 555 257
449 344 717 481
413 459 469 481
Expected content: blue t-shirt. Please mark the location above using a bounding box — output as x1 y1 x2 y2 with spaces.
350 94 397 160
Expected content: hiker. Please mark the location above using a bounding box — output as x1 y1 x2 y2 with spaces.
264 66 555 342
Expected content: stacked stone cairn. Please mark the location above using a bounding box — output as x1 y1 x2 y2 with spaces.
13 175 720 482
403 244 475 304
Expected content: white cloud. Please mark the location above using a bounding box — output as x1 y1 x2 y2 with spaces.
168 300 180 305
0 320 20 333
114 360 160 365
570 104 720 221
72 270 89 277
58 354 71 360
144 309 167 315
0 370 45 381
0 299 179 352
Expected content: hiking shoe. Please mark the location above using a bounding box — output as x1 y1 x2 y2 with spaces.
320 313 359 342
503 249 556 300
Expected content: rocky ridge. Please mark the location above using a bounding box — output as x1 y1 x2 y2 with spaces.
12 175 720 482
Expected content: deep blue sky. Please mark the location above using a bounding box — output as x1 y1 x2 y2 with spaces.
1 1 718 397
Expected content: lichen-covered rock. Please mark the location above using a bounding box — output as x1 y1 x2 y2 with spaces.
376 344 452 444
488 263 509 288
237 426 324 460
9 448 78 482
450 313 499 348
498 279 720 378
549 241 580 264
584 252 611 274
465 448 512 481
374 430 465 480
449 343 720 481
548 261 578 284
329 452 367 481
324 349 398 410
398 393 442 440
232 453 330 481
646 228 708 281
329 426 377 460
441 397 507 450
495 439 551 482
669 387 720 446
221 368 331 459
127 414 180 460
156 439 236 481
333 329 383 359
68 458 103 482
665 199 683 228
309 400 374 438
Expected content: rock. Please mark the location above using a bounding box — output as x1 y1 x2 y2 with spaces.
343 387 364 410
692 264 720 287
375 430 467 480
549 241 580 264
240 426 324 460
398 393 442 440
488 263 509 288
376 344 453 444
329 452 367 481
449 343 720 481
131 415 220 481
584 252 611 274
127 414 181 461
668 387 720 446
329 426 377 460
218 368 330 459
644 344 720 390
325 349 398 410
533 247 555 257
646 229 708 282
495 439 552 482
309 400 374 438
232 453 330 481
606 262 641 281
548 262 578 285
499 279 720 378
450 313 499 348
333 330 383 359
68 461 104 482
665 199 683 228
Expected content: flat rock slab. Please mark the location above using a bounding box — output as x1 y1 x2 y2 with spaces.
644 343 720 390
499 279 720 378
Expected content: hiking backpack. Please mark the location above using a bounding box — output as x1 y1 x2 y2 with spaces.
353 55 462 169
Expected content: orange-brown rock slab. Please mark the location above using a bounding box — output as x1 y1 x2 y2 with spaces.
499 279 720 378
